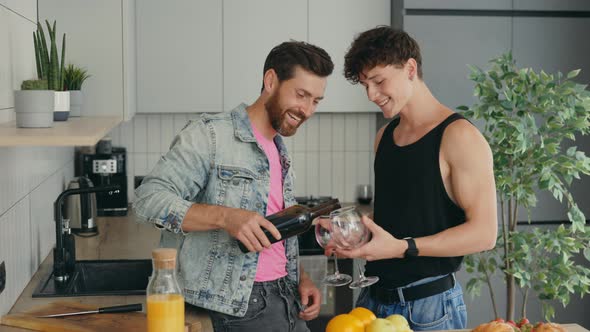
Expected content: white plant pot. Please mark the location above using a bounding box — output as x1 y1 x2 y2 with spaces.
14 90 55 128
69 90 83 117
54 91 70 121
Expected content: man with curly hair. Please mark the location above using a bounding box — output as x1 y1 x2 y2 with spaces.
335 26 498 330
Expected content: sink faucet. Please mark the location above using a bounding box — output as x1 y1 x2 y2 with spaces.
53 185 120 281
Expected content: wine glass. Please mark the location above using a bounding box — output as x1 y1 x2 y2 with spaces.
314 217 353 287
329 206 379 289
356 184 373 205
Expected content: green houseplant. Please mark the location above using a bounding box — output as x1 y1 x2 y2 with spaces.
34 20 66 91
63 64 91 117
459 52 590 322
34 20 69 121
63 64 90 91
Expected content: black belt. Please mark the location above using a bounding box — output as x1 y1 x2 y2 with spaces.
370 274 454 303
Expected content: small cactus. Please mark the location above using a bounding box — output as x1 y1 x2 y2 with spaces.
21 79 49 90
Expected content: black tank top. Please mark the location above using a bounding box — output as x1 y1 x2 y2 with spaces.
367 113 467 288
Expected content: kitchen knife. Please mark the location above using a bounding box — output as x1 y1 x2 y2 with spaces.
36 303 142 318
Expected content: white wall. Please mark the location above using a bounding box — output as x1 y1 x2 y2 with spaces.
109 112 378 204
0 1 75 315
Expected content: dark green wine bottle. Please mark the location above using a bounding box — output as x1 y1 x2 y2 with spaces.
238 199 341 253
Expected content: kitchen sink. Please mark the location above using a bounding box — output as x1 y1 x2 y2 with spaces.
32 259 152 297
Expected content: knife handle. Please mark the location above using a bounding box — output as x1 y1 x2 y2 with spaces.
98 303 143 314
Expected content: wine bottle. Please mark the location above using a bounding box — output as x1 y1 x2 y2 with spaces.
238 199 341 253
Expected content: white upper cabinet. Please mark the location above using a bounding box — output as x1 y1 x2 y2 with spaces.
136 0 222 113
38 0 136 121
308 0 389 113
223 0 307 112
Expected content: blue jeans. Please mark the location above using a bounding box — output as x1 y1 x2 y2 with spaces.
207 277 310 332
356 274 467 330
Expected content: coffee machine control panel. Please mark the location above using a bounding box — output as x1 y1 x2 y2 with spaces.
93 159 117 174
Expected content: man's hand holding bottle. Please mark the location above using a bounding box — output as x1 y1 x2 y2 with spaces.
223 208 281 252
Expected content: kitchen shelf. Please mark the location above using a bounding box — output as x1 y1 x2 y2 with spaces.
0 116 122 147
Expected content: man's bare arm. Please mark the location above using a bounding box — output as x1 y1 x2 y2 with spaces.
415 120 498 256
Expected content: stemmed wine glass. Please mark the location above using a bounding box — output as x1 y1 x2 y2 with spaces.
329 206 379 289
314 216 353 287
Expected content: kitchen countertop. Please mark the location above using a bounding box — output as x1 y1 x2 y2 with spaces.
0 211 213 332
0 203 372 332
2 204 589 332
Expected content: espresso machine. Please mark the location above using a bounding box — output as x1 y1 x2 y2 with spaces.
81 146 128 216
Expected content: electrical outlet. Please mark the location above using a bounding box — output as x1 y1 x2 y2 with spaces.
0 261 5 294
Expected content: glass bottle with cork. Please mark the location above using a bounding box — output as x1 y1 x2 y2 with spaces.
238 198 341 253
147 248 184 332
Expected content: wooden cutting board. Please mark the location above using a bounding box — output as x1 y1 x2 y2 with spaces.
1 301 202 332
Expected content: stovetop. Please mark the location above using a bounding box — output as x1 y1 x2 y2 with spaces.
295 196 334 208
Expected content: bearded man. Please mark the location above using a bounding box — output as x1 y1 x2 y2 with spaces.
134 41 334 332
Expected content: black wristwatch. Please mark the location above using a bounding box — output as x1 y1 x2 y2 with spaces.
404 237 419 258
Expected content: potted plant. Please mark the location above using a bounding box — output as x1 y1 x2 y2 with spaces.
14 79 54 127
63 64 91 117
459 53 590 322
34 20 68 121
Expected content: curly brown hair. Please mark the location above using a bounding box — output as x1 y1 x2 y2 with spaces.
344 26 423 84
261 41 334 92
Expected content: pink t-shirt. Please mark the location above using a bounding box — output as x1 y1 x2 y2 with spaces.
252 125 288 281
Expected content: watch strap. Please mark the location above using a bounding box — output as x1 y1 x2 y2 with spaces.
404 237 418 258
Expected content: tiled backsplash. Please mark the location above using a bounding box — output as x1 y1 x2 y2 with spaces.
0 2 76 316
109 112 378 203
0 147 74 315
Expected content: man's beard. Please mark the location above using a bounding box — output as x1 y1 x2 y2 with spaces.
265 92 305 137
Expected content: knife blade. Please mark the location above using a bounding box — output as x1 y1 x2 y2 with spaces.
36 303 142 318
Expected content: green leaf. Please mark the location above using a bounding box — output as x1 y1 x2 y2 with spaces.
567 69 581 79
466 278 481 297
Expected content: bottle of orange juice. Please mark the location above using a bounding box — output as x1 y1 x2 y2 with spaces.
147 248 184 332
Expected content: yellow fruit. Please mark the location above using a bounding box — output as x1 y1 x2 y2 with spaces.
385 314 410 330
366 318 395 332
325 314 364 332
348 307 377 327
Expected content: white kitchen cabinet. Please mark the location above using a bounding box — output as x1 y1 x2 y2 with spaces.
136 0 222 113
308 0 389 113
223 0 307 111
38 0 136 121
404 15 512 111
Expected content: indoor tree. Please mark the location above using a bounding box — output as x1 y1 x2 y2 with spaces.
459 52 590 321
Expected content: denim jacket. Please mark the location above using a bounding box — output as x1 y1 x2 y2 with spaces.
134 104 300 317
